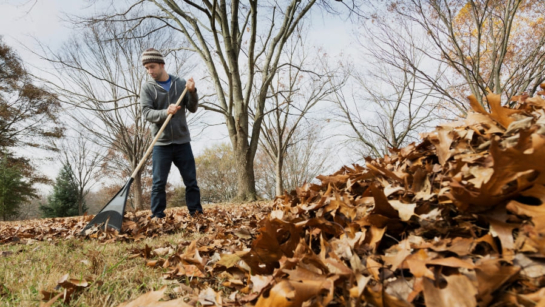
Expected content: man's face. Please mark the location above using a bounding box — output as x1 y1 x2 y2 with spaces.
144 63 165 80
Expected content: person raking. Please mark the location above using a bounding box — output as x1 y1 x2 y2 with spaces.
140 48 203 218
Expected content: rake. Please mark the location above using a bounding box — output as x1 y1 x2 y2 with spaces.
80 87 188 234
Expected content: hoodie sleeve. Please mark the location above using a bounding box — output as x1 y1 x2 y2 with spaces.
141 85 168 123
183 80 199 113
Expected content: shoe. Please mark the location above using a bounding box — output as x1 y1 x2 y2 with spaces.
190 211 203 218
148 214 165 221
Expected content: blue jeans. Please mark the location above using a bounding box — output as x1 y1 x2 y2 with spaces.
151 143 202 217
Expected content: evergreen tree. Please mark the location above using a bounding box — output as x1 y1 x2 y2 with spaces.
0 153 35 220
40 164 86 217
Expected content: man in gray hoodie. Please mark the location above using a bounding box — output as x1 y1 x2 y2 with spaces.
140 48 203 218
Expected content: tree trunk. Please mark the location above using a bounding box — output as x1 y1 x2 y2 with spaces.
234 140 257 201
275 154 284 197
78 191 84 215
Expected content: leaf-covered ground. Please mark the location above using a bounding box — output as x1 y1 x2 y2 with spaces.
3 91 545 306
0 203 272 306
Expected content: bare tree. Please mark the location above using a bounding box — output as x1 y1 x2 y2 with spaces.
333 46 439 158
257 27 344 196
374 0 545 110
194 142 238 203
283 126 332 193
80 0 362 201
14 193 46 221
255 123 331 199
33 21 196 210
57 132 103 215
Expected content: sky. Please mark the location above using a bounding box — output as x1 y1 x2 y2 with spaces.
0 0 359 193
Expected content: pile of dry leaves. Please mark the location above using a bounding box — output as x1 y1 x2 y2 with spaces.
5 89 545 306
175 91 544 306
110 91 545 306
244 92 545 306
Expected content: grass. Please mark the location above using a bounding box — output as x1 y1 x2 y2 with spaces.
0 214 208 306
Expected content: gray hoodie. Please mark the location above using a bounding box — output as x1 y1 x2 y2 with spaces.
140 75 198 146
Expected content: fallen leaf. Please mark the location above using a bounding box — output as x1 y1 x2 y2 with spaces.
215 253 241 269
198 287 221 306
475 258 521 305
349 274 371 298
251 275 273 293
468 93 520 128
39 292 63 307
118 286 192 307
153 247 172 256
255 279 328 307
403 249 434 280
422 274 477 307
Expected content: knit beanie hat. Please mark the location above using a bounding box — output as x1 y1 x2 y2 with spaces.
141 48 165 66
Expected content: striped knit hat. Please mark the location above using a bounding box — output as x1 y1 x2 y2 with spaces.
141 48 165 65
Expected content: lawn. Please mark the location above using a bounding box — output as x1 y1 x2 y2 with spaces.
0 203 270 306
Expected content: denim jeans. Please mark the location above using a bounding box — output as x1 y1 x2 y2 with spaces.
151 143 202 217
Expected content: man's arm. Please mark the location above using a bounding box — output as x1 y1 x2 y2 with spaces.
185 77 199 113
141 86 168 123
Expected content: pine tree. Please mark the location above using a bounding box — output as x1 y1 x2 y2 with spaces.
40 164 86 218
0 153 35 220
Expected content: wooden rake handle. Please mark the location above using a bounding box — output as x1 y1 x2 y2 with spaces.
131 87 188 178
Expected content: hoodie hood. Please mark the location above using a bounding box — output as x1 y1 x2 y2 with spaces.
146 74 181 100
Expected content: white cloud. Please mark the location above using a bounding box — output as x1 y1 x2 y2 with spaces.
0 0 80 65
